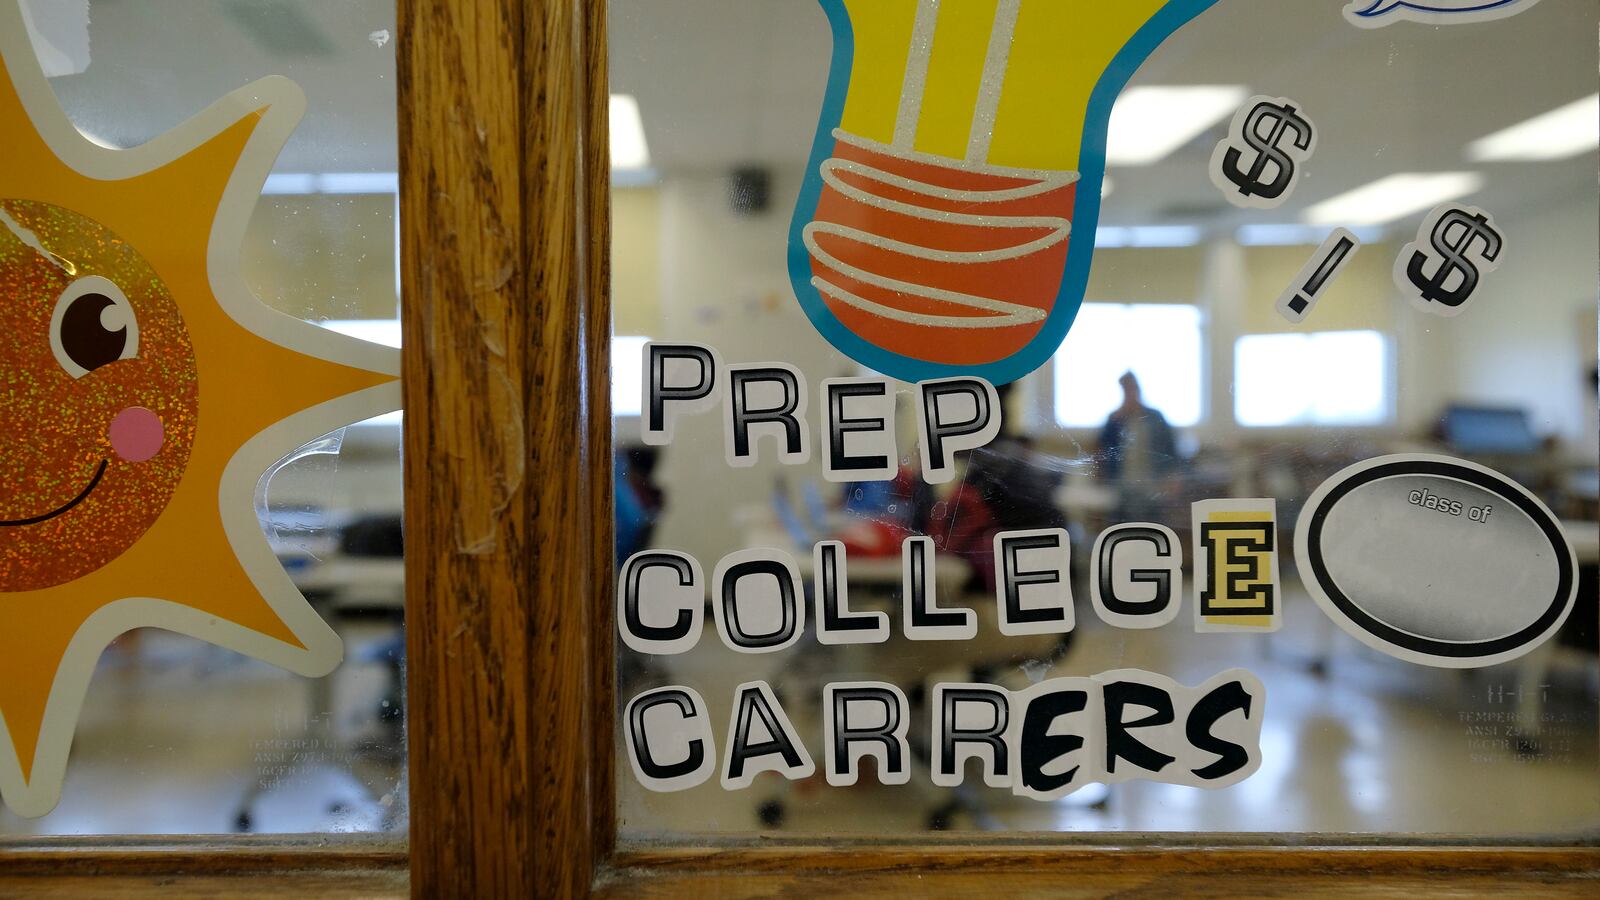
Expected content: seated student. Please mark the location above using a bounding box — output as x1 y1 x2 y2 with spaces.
837 466 933 558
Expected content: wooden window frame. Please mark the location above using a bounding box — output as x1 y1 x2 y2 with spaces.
0 1 1595 895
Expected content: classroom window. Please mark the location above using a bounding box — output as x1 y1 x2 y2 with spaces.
612 336 651 416
1054 303 1204 428
1234 330 1391 427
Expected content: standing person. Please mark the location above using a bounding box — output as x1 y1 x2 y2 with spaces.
1097 372 1179 523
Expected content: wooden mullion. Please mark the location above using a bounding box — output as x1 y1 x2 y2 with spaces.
524 0 603 895
583 0 619 872
400 0 598 894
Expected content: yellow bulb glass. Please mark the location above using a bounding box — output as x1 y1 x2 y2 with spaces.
838 0 1178 169
791 0 1216 384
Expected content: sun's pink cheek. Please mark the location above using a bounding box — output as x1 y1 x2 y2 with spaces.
108 406 164 463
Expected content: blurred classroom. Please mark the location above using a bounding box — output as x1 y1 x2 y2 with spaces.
607 0 1599 837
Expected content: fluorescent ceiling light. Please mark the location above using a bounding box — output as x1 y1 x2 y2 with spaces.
610 94 650 170
1303 173 1483 226
1236 223 1385 247
1105 86 1248 166
318 172 399 194
1095 225 1203 249
263 173 316 195
262 172 399 195
1467 94 1600 162
319 318 401 348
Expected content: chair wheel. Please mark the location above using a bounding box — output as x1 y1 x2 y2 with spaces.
757 800 785 828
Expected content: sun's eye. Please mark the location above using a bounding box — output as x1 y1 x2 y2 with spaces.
49 275 140 378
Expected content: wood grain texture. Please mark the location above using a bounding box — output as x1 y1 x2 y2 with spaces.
399 0 600 895
600 846 1600 897
609 843 1600 876
0 839 405 895
0 872 405 899
595 870 1600 899
583 0 618 869
0 838 405 875
525 0 605 895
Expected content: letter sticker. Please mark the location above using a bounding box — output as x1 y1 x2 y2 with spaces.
1193 499 1281 633
712 548 805 654
824 682 911 787
722 680 815 789
625 686 717 792
1091 523 1182 629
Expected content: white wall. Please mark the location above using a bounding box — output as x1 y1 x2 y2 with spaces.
1446 196 1599 459
635 172 871 564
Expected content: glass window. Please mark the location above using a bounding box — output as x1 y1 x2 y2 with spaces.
607 0 1599 843
612 335 651 417
1234 330 1391 427
1055 303 1204 428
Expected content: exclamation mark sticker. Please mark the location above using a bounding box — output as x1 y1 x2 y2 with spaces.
1276 228 1360 324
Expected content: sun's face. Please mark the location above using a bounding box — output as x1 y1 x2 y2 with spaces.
0 200 200 590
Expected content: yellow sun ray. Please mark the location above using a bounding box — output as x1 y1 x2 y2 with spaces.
0 2 400 816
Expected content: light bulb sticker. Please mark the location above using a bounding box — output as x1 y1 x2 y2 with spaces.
0 0 399 818
789 0 1218 385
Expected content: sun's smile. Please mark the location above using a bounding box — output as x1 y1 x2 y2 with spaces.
0 0 400 819
1 199 200 590
0 460 107 527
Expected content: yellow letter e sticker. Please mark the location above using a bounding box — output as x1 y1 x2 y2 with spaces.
1193 499 1281 634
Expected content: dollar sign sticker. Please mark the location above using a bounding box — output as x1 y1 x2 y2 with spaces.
1395 205 1505 317
1210 96 1317 210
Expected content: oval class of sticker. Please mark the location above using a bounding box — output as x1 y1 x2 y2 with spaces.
1294 454 1577 669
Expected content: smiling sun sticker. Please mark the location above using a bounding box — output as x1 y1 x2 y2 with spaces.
0 5 399 816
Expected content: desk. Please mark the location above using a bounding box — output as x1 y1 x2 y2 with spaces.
292 557 406 612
